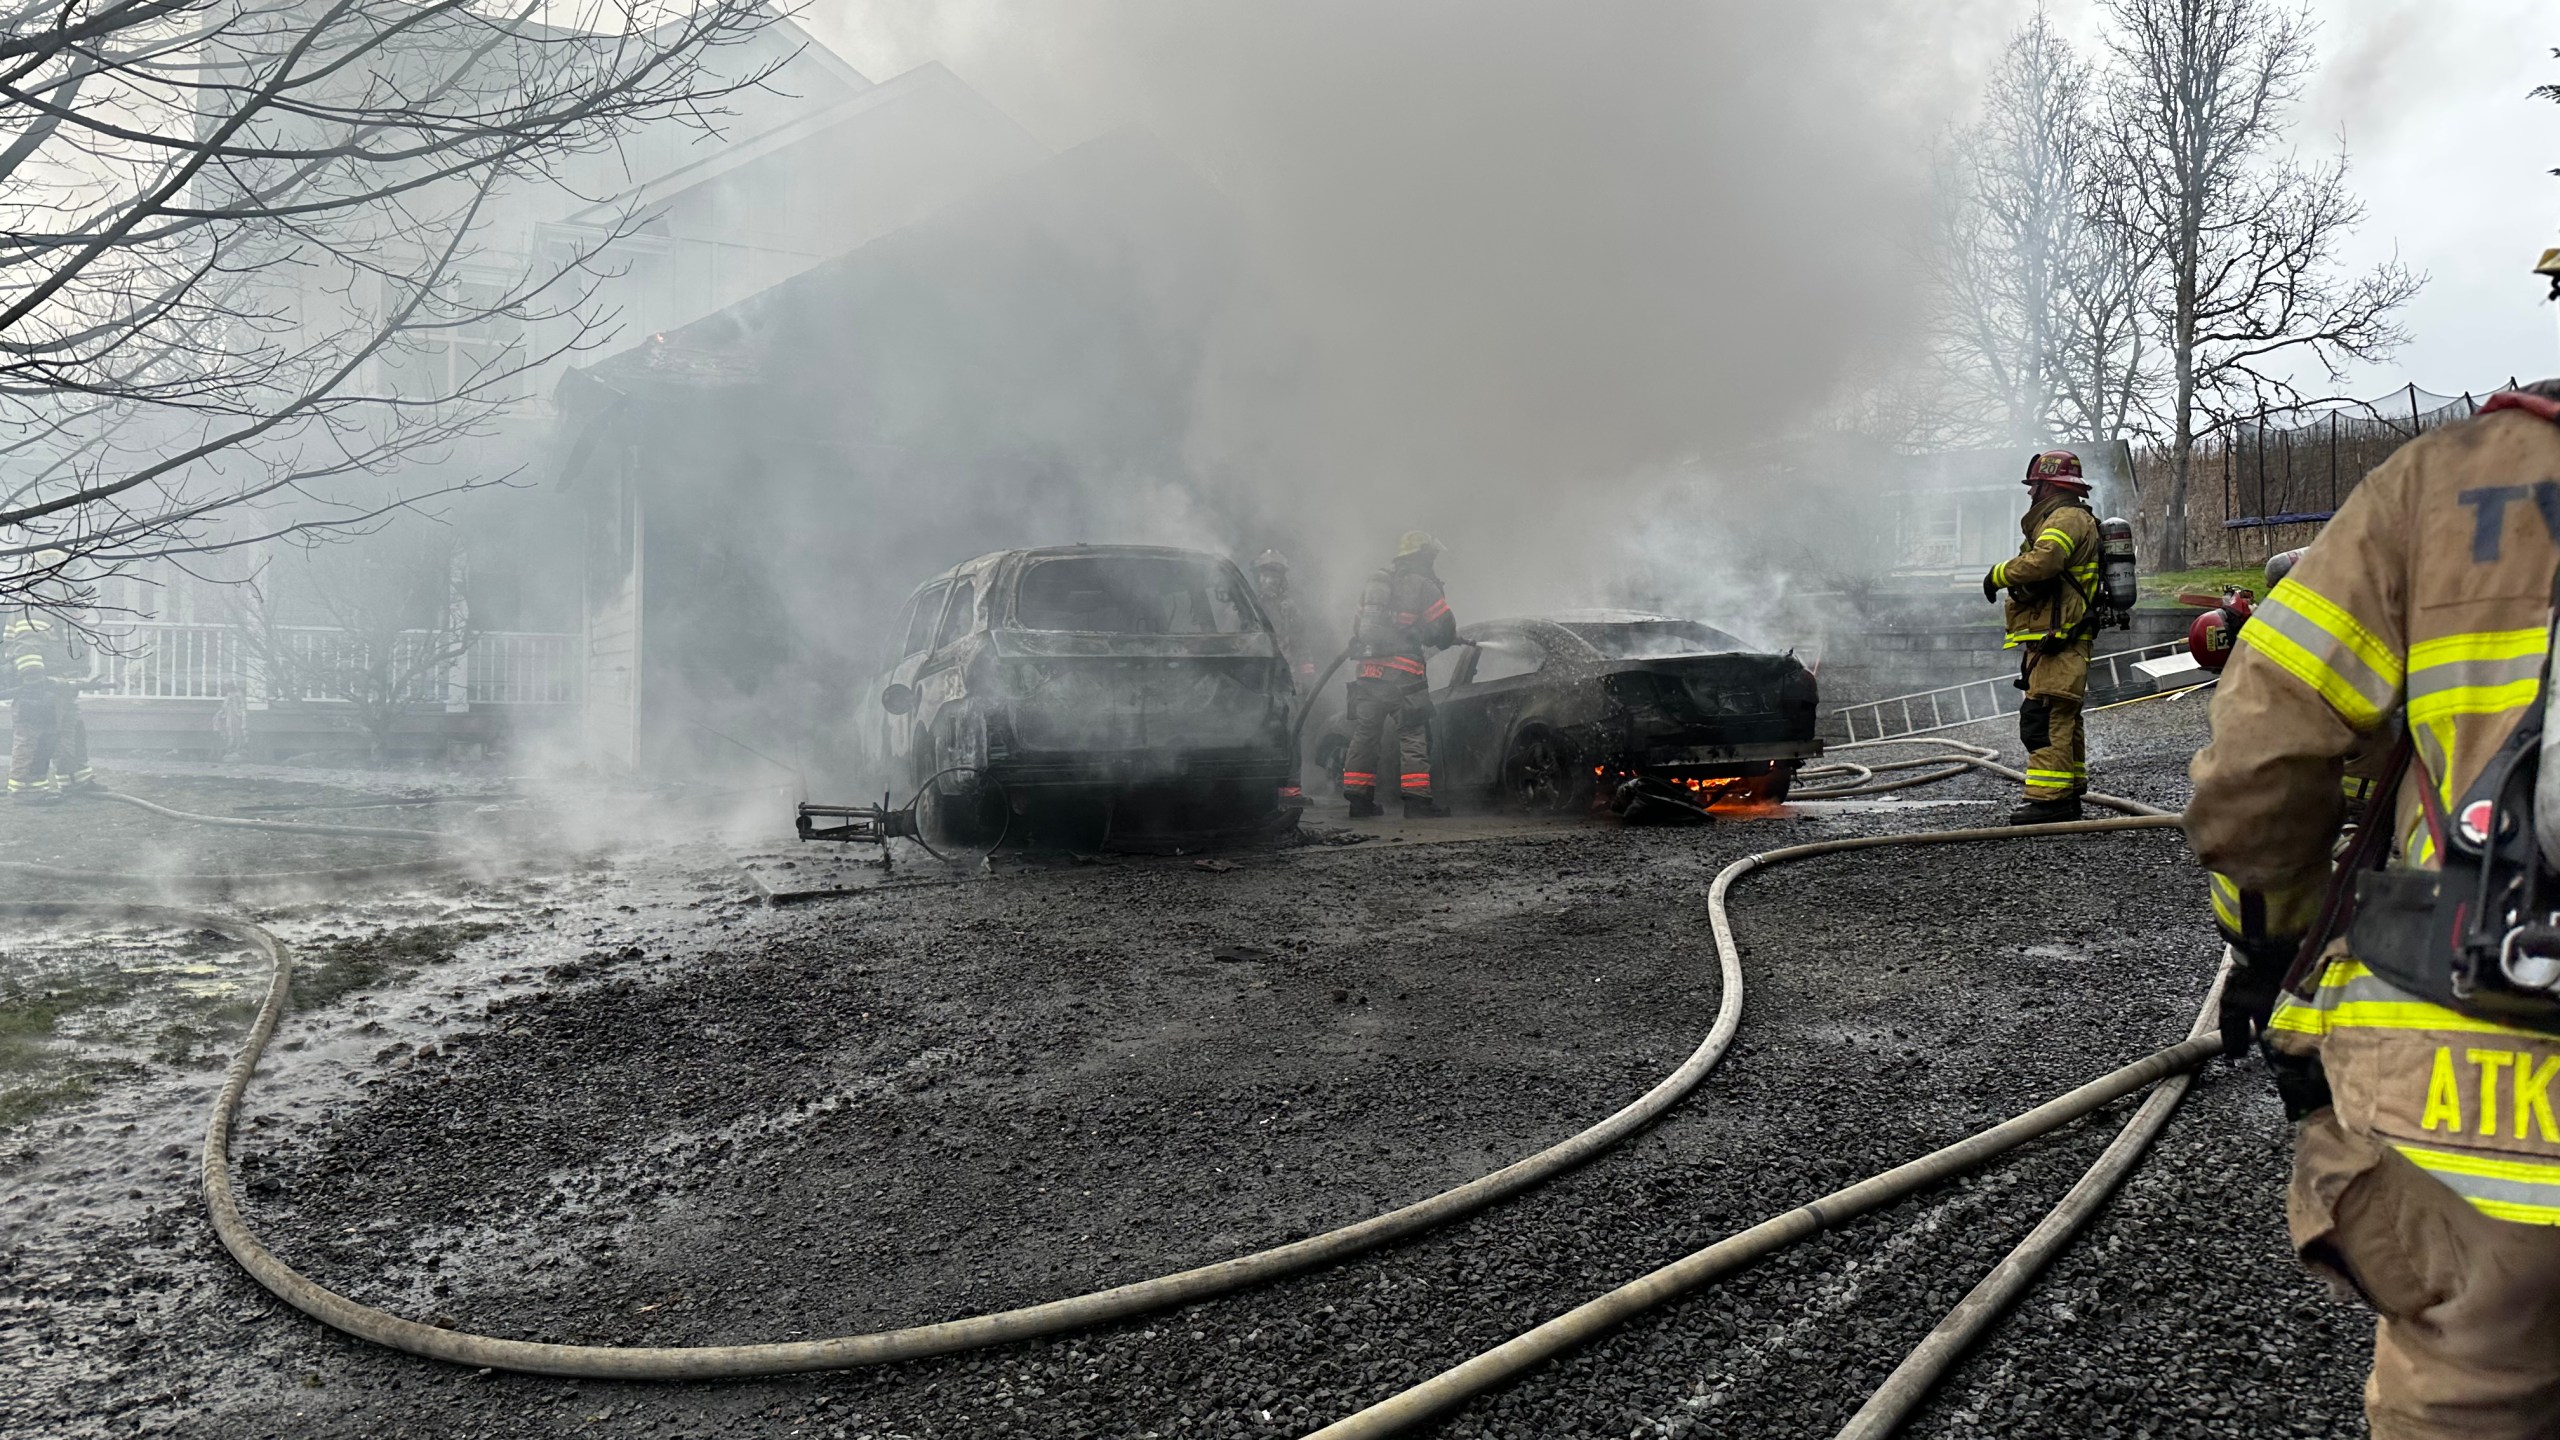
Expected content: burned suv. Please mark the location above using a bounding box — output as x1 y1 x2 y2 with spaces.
861 545 1297 844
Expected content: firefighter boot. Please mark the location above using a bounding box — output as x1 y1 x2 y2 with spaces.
1402 795 1449 820
1347 793 1383 819
2006 794 2083 825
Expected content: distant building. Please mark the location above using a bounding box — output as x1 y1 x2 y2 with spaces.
1881 441 2136 585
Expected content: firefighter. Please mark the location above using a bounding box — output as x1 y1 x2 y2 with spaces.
1252 549 1318 689
1342 531 1456 819
2268 545 2396 828
2189 379 2560 1439
1981 449 2102 823
5 551 96 803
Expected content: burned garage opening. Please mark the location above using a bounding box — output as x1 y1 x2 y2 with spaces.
555 130 1240 787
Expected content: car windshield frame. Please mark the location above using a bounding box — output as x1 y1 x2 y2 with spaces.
1009 554 1269 636
1557 619 1750 658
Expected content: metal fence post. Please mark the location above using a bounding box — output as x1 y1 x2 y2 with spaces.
2329 410 2339 512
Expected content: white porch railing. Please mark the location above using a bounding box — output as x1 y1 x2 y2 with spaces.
1826 638 2201 744
95 623 579 707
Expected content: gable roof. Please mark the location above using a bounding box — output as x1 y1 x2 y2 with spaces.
560 61 998 229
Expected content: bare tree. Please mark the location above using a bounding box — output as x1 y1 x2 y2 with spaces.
0 0 787 615
2102 0 2418 569
1921 12 2091 446
232 523 474 765
1919 13 2157 450
2540 47 2560 188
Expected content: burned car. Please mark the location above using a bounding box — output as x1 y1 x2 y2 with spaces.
1316 609 1821 812
858 545 1297 844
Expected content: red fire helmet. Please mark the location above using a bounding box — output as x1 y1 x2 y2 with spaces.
2023 450 2091 493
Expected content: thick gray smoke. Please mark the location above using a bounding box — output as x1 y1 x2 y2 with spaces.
578 3 2029 788
819 2 2001 627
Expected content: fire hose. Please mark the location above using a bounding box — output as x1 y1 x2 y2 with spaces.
0 787 493 893
0 743 2210 1411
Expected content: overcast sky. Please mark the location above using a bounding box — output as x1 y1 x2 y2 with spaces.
2047 0 2560 399
805 1 2560 405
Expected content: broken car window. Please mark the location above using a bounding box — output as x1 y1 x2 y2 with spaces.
1428 644 1471 691
935 580 977 650
1014 556 1259 635
1561 620 1746 658
1469 637 1544 683
903 581 949 656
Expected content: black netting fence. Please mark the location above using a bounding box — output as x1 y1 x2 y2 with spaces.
2123 381 2533 566
2217 383 2508 529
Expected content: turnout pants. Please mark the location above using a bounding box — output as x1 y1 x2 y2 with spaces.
2017 637 2091 800
1342 676 1433 798
9 678 64 795
2292 1111 2560 1440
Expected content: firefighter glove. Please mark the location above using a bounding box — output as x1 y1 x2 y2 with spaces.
2217 939 2293 1060
1980 568 2002 604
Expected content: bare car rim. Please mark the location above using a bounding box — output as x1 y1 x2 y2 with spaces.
1503 728 1585 812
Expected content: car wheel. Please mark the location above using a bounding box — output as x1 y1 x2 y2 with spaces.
1764 761 1796 804
1503 725 1593 813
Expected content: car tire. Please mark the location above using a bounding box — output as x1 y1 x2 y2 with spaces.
1763 761 1795 804
1502 725 1593 813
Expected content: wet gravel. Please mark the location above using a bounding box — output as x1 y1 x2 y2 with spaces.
0 691 2372 1438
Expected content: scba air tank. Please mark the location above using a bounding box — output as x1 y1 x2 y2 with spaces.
2098 516 2139 613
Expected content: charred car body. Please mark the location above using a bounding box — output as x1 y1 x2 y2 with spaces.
855 545 1297 844
1318 610 1821 813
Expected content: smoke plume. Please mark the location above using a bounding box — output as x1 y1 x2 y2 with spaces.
812 2 2005 624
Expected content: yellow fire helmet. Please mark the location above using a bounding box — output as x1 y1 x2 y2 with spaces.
2538 247 2560 278
1396 530 1443 558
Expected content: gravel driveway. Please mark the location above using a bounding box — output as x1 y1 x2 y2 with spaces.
0 690 2374 1438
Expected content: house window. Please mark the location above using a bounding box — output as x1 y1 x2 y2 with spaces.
378 276 526 410
1901 500 1961 569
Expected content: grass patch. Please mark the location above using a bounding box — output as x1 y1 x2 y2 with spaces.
2137 565 2265 608
0 1074 96 1129
0 978 142 1034
293 922 502 1011
0 1059 143 1130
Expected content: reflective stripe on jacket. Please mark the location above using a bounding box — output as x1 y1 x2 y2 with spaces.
1993 497 2099 647
3 608 76 679
1350 559 1455 681
2187 397 2560 1223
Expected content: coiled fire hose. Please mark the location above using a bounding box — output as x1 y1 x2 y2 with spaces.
1 740 2208 1436
0 746 2200 1390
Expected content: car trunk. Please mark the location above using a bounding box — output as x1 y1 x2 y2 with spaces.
1603 653 1817 745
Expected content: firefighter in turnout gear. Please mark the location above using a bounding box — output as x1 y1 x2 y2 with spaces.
6 551 96 803
1982 449 2102 824
1342 531 1457 819
2188 380 2560 1439
1252 549 1317 689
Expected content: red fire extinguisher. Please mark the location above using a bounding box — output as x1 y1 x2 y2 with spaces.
2184 586 2255 671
